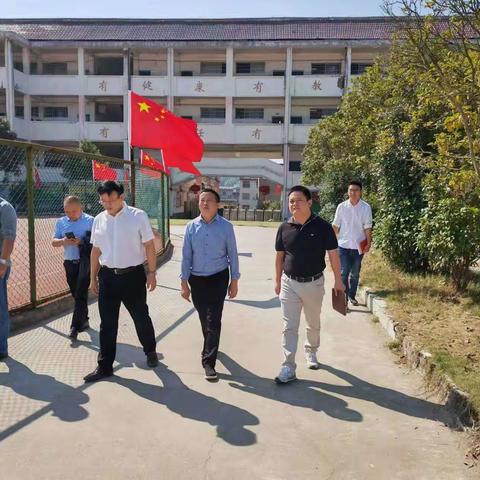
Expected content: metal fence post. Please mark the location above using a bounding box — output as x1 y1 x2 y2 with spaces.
165 174 170 242
25 145 37 307
159 171 165 244
130 161 136 207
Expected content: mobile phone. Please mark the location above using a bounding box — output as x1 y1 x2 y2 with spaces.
65 232 76 239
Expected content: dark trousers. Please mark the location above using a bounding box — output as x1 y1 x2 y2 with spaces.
64 259 90 329
339 247 364 300
189 269 229 369
97 265 156 371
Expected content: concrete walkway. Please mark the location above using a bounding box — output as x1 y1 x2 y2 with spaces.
0 226 475 480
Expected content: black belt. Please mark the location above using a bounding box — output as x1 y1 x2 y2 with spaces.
101 264 143 275
285 272 323 283
65 259 80 264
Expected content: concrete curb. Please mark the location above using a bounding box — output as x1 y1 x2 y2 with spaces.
10 241 174 336
361 288 477 428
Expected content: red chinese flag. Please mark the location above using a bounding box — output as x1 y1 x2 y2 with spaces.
141 150 169 175
130 92 204 164
92 160 117 181
274 183 282 196
162 155 201 176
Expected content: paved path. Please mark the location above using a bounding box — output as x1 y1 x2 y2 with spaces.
0 226 475 480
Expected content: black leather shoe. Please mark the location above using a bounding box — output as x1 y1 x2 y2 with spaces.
204 365 218 381
0 352 8 361
146 352 159 368
78 322 90 332
349 297 359 306
68 327 78 341
83 366 113 383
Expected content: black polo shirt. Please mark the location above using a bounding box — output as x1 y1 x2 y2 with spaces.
275 214 338 277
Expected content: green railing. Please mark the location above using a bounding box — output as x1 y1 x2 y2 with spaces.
0 138 170 312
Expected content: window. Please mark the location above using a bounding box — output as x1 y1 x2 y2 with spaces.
94 57 123 75
200 107 226 119
289 161 301 172
272 70 285 76
292 70 304 76
43 62 68 75
31 106 39 118
235 108 264 120
200 62 226 75
271 115 284 124
44 106 68 118
138 70 151 76
30 62 38 74
351 63 373 75
15 106 24 118
242 180 250 188
290 116 303 124
180 70 193 76
13 61 23 71
181 115 193 120
310 108 337 120
236 62 265 74
242 193 250 200
94 103 123 122
311 63 341 75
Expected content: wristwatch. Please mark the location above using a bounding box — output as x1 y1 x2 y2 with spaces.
0 259 11 267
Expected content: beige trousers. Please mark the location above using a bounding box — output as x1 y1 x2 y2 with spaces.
279 273 325 370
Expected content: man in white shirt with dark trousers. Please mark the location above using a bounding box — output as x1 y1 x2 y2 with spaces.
333 181 373 306
84 181 159 383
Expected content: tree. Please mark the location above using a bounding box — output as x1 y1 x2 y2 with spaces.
61 139 100 182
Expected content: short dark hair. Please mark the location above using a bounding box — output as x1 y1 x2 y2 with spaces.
288 185 312 201
97 181 124 196
200 188 220 203
349 180 363 190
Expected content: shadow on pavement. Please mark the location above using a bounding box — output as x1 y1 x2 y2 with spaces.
113 362 259 447
218 353 450 424
218 353 362 422
0 358 90 441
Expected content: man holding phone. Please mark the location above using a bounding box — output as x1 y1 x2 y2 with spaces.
52 195 94 340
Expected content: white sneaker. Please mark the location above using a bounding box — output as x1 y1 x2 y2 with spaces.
306 352 320 370
274 365 296 384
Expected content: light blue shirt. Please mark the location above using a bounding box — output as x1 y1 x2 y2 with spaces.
181 214 240 280
54 213 94 260
0 197 17 252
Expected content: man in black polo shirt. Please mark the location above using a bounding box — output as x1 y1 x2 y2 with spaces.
274 185 344 383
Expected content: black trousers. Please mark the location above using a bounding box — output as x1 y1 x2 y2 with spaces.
64 259 90 329
97 265 156 371
189 268 229 368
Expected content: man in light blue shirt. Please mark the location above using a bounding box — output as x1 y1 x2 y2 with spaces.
180 188 240 381
52 196 94 340
0 197 17 360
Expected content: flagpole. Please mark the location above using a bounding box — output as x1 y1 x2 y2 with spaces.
127 89 136 205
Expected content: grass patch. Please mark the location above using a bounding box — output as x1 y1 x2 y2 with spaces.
371 315 380 324
387 339 402 351
361 250 480 418
170 218 281 228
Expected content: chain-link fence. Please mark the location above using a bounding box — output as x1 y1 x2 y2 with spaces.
0 138 170 313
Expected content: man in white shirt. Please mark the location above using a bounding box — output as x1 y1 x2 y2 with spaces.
332 181 372 306
84 181 158 382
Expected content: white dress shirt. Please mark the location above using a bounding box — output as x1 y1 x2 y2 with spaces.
91 203 154 268
333 199 372 250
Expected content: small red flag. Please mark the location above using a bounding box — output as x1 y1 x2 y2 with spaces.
92 160 117 181
141 150 169 175
274 183 282 196
34 166 41 189
130 92 204 164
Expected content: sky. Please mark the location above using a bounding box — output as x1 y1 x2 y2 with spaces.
0 0 388 19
